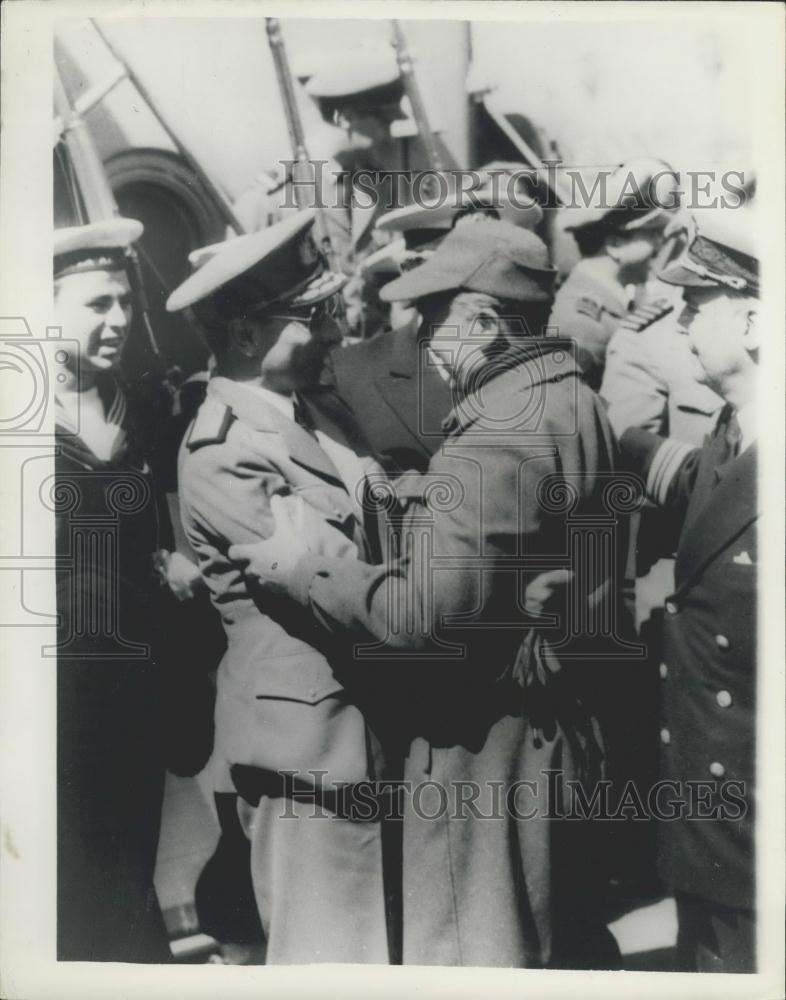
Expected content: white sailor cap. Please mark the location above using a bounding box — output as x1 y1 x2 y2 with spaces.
54 218 143 279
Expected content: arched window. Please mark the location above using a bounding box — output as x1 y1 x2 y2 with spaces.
104 147 228 381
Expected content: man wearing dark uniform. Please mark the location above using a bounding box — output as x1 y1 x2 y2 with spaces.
54 219 172 962
620 209 760 972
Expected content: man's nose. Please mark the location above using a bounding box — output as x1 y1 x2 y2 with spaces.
105 300 129 331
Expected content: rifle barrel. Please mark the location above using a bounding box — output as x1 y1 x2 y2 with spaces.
392 21 446 173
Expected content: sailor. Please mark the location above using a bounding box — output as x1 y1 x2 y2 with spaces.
53 218 174 962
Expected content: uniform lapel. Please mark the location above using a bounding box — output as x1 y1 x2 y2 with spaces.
208 377 347 491
674 445 758 595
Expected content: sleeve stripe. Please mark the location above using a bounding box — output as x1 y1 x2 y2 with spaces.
646 438 695 505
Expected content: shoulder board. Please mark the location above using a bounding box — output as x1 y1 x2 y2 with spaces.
618 298 675 333
575 296 603 322
185 398 235 452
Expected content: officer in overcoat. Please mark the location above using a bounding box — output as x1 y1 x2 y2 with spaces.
230 219 628 968
168 211 392 963
620 209 760 972
328 177 544 471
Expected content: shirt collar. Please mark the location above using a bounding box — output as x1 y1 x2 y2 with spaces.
242 383 296 422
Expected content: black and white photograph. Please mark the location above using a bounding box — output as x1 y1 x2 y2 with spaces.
0 2 783 997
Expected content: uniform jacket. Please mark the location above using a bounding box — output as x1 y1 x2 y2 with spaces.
328 319 455 473
548 261 629 390
601 284 723 445
177 376 383 787
621 409 758 908
283 341 628 966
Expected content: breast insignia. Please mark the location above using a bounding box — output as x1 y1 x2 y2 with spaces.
618 297 675 333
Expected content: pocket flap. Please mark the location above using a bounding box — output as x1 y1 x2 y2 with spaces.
252 651 346 705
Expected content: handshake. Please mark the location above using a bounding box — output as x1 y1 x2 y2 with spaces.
229 493 359 595
229 493 574 617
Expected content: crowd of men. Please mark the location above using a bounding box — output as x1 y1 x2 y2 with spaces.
53 51 758 973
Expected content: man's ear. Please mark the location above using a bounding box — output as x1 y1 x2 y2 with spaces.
228 317 258 358
742 306 759 355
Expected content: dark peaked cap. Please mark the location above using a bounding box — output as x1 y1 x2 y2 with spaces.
379 217 556 304
166 210 346 319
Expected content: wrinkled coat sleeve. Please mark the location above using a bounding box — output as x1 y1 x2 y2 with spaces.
284 440 558 651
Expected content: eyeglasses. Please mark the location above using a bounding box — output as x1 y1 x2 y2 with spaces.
267 294 346 332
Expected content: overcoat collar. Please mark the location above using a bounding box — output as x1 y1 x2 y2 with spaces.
372 323 454 458
442 340 582 437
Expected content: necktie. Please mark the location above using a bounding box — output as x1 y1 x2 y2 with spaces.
293 395 317 435
714 409 742 480
725 412 742 457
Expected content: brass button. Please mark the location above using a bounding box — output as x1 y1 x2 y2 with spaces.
709 761 725 778
665 601 678 615
659 663 668 679
715 634 730 650
716 690 732 708
660 728 671 746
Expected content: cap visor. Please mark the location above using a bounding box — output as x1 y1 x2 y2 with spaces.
360 238 405 276
379 258 461 302
166 210 316 312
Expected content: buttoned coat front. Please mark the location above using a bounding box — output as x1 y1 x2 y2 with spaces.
621 415 758 909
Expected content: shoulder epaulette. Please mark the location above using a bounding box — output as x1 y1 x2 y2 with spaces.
185 398 235 452
618 297 675 333
575 296 604 322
